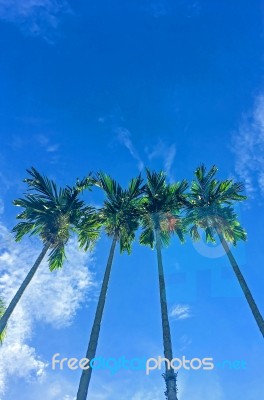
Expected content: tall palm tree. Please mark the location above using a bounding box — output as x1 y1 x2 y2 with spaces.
76 172 144 400
186 164 264 337
0 167 100 337
0 297 6 344
139 169 188 400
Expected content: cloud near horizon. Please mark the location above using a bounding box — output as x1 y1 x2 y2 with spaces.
0 222 94 396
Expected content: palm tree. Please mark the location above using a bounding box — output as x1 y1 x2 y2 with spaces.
0 167 100 337
186 164 264 337
139 169 188 400
0 297 6 344
76 172 144 400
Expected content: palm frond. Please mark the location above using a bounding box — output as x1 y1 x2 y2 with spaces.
12 222 40 241
159 230 171 247
77 208 102 252
189 225 201 241
139 226 155 248
48 244 66 271
195 164 218 189
119 229 136 254
24 167 59 202
74 174 94 193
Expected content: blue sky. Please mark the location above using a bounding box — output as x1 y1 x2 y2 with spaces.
0 1 264 399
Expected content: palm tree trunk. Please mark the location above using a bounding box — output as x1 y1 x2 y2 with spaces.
155 228 178 400
76 234 118 400
0 242 50 336
218 232 264 338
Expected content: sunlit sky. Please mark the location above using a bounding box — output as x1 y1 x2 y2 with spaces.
0 1 264 399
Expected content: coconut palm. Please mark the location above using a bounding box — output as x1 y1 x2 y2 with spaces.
0 298 6 344
186 164 264 337
0 167 100 337
76 172 144 400
139 169 188 400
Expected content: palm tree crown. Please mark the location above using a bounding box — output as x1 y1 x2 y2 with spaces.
140 169 188 247
185 164 247 244
12 167 100 270
94 172 144 252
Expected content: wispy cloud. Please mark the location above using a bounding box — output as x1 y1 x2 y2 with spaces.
35 135 60 153
10 133 60 164
164 145 176 179
11 134 59 153
169 304 191 320
117 127 144 171
0 223 94 395
46 144 60 153
0 0 71 40
146 141 176 180
233 95 264 199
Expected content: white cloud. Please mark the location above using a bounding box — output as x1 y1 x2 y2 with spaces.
0 222 94 395
169 304 191 320
0 0 71 40
233 95 264 199
117 127 144 171
146 141 176 180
